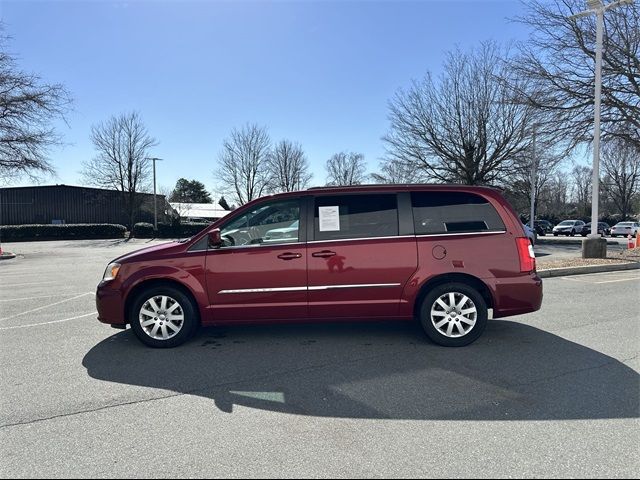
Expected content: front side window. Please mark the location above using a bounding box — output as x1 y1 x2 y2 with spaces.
219 199 300 246
313 194 399 241
411 191 505 235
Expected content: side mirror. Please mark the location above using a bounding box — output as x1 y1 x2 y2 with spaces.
208 229 222 249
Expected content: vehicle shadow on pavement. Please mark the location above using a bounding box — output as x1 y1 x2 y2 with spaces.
82 320 639 421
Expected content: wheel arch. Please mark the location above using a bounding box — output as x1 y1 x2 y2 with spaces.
124 278 201 325
412 273 494 319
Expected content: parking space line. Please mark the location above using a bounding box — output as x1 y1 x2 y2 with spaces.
0 272 59 277
0 292 95 321
560 277 592 283
0 293 89 302
560 271 640 284
0 312 97 330
594 277 640 284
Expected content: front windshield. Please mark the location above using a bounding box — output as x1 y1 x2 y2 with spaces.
616 222 633 227
559 221 574 226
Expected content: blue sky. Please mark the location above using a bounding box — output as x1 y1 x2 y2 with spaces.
2 0 536 197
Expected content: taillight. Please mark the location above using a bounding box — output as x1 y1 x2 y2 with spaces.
516 237 536 272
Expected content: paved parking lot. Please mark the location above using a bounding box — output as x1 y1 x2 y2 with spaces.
535 237 627 262
1 240 639 478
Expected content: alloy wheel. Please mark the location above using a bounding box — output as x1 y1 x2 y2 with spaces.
430 292 477 338
139 295 185 341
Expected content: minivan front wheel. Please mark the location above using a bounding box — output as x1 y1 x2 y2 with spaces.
419 283 488 347
130 285 199 348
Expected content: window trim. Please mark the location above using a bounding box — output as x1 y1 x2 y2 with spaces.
415 230 506 238
308 235 416 244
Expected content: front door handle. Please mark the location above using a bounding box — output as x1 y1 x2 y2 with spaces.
277 252 302 260
312 250 337 258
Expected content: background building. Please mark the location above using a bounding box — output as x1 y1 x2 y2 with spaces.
169 202 230 222
0 185 172 226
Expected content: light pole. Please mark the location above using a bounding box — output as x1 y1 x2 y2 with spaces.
146 157 163 231
530 124 538 231
569 0 633 256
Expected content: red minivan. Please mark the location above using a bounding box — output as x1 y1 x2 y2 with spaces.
96 185 542 348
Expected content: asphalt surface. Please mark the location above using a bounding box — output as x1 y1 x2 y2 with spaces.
0 239 638 478
535 239 627 262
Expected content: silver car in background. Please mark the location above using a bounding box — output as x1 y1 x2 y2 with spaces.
523 223 537 245
610 222 640 238
552 220 585 236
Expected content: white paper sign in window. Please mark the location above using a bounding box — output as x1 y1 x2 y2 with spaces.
318 206 340 231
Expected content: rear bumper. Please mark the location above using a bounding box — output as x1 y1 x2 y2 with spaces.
490 273 543 319
96 282 126 325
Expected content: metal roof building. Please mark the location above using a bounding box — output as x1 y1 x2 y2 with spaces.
0 185 171 226
169 203 230 221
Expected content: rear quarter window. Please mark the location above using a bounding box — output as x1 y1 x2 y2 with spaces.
411 191 505 235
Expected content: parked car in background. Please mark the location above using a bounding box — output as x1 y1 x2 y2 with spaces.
523 223 537 245
610 222 640 238
264 219 299 242
183 217 212 224
552 220 585 236
534 220 553 236
96 185 542 349
580 222 610 237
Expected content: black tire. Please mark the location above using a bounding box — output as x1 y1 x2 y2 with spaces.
418 282 488 347
569 229 575 236
129 285 199 348
553 233 558 236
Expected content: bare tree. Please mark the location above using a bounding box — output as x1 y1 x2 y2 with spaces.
267 140 312 192
371 157 429 184
512 0 640 149
571 164 592 217
531 172 572 221
0 30 71 182
384 42 540 185
601 137 640 219
504 145 564 217
217 124 271 205
325 151 367 186
81 112 157 232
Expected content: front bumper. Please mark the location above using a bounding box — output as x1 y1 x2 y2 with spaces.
96 281 126 325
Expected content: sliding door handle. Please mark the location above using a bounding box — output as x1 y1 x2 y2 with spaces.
312 250 337 258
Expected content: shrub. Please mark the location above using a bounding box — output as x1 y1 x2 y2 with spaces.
132 222 155 238
131 222 208 239
0 224 127 242
157 223 208 238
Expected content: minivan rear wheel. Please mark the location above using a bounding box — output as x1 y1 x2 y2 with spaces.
129 285 199 348
418 283 488 347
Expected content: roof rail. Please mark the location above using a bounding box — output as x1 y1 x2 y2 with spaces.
307 183 502 190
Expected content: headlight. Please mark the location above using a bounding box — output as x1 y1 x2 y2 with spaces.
102 262 121 282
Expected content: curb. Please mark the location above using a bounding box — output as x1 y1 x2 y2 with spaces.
0 253 16 261
538 261 640 278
